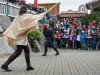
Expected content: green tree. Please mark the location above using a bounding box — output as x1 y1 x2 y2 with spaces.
80 6 100 26
93 6 100 13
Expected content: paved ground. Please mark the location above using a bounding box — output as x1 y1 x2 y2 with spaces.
0 49 100 75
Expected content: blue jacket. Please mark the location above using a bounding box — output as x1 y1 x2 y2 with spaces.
77 29 82 34
92 35 98 42
86 38 92 42
74 35 77 42
80 34 86 42
41 19 46 24
63 24 67 30
63 34 69 38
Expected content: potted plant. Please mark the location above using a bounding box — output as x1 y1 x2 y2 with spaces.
28 30 42 52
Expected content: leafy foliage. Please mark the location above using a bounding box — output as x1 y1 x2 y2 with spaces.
93 6 100 13
27 30 42 41
80 9 100 26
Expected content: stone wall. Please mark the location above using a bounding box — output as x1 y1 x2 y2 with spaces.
0 37 14 54
0 15 14 54
0 15 11 32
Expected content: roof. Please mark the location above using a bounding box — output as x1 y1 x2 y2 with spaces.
87 0 98 4
86 0 100 9
59 13 86 18
61 10 87 14
61 5 88 14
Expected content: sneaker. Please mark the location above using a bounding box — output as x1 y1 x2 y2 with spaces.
81 48 84 50
80 48 82 50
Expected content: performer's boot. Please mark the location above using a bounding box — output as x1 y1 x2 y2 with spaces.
25 52 34 71
42 46 47 56
1 63 12 72
1 52 20 72
52 45 60 55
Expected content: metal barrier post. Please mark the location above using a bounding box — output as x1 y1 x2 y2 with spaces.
5 1 8 16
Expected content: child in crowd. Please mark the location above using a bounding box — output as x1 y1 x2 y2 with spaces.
55 31 61 38
86 34 92 50
54 34 58 47
69 31 74 48
73 33 77 49
92 33 98 50
80 31 86 50
83 25 87 32
77 33 81 49
62 30 69 48
98 32 100 50
55 31 62 47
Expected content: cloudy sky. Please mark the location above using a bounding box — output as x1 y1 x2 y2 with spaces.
26 0 92 13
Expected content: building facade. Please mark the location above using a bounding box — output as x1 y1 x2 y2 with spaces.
59 5 88 21
86 0 100 9
33 3 60 15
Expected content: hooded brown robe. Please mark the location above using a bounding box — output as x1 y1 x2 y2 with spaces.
3 13 45 48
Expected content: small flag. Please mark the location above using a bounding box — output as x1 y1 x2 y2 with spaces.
34 0 38 8
21 0 25 2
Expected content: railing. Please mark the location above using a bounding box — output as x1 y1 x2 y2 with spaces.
0 0 36 17
0 0 6 16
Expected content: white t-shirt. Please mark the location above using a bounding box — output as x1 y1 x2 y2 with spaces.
77 35 80 41
13 36 28 46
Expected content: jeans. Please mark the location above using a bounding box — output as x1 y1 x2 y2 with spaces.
86 42 92 49
74 41 77 48
77 41 81 48
81 42 86 49
53 40 57 47
69 40 73 48
92 42 97 50
98 42 100 49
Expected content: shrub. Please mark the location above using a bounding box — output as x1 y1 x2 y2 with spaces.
27 30 42 41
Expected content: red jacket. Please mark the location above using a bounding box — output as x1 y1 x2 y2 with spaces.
74 25 77 29
83 27 87 32
92 23 96 28
56 33 61 38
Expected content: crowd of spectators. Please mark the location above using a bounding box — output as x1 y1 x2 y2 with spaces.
6 0 45 14
4 0 100 50
40 14 100 50
6 0 26 6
